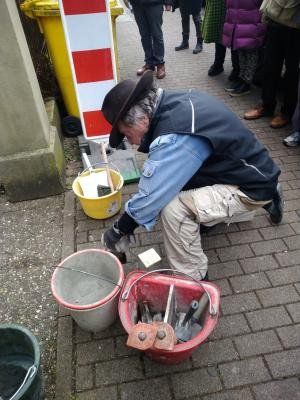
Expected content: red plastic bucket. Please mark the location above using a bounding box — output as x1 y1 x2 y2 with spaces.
118 270 220 364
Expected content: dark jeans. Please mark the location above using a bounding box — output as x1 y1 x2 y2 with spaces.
292 80 300 132
262 23 300 117
180 11 202 39
132 3 164 66
214 43 240 76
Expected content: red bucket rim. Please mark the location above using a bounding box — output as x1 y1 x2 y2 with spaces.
118 270 220 353
51 249 124 310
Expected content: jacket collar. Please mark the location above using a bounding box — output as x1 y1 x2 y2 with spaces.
137 89 164 153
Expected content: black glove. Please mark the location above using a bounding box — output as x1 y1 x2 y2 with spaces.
102 223 124 252
102 223 135 252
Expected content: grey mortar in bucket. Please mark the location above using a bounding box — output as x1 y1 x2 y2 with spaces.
54 250 122 308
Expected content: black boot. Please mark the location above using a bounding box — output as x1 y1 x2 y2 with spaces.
208 43 226 76
175 34 189 51
192 13 203 54
193 38 203 54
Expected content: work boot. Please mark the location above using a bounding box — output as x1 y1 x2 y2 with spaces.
208 64 224 76
193 38 203 54
156 64 166 79
136 64 155 76
263 184 284 224
175 35 189 51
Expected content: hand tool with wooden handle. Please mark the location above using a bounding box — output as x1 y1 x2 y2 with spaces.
100 142 114 193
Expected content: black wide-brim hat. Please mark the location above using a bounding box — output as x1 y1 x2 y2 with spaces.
101 71 154 148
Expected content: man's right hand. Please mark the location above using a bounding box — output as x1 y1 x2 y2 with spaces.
102 223 136 253
102 223 124 252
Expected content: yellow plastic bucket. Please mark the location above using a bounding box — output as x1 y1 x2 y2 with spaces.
72 168 124 219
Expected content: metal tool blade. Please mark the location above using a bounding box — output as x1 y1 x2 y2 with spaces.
164 284 175 326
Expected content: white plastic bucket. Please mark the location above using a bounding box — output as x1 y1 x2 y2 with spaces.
51 249 124 332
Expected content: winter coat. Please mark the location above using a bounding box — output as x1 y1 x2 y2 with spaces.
260 0 300 29
202 0 226 43
222 0 266 50
172 0 203 15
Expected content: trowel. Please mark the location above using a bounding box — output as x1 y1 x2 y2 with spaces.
175 293 209 342
153 284 177 351
175 300 199 343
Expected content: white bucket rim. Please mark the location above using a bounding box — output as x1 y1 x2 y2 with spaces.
72 169 124 200
51 249 124 310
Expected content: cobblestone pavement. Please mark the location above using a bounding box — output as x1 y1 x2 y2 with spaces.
56 10 300 400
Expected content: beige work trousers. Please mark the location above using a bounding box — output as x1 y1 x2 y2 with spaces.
161 184 260 280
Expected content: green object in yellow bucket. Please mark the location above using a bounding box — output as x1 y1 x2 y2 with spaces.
72 168 124 219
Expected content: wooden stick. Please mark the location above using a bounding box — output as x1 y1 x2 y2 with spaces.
100 142 114 193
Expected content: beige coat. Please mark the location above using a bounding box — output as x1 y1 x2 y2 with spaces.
260 0 300 28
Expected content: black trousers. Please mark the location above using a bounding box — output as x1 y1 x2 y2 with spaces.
262 23 300 117
292 80 300 132
132 3 165 66
180 11 202 39
214 43 240 75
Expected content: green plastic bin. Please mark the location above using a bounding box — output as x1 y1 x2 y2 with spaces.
0 324 43 400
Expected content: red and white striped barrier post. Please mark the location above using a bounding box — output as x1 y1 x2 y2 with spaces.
59 0 117 141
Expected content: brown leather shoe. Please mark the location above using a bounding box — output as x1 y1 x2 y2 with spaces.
136 64 154 76
156 64 166 79
244 106 267 120
270 113 290 129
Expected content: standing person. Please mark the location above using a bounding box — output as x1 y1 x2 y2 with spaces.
101 72 283 281
283 80 300 146
124 0 172 79
244 0 300 128
173 0 204 54
202 0 239 79
222 0 266 97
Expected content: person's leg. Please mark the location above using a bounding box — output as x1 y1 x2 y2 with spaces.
283 79 300 147
192 12 203 54
225 49 244 92
292 80 300 133
244 24 284 120
280 27 300 119
208 43 226 76
161 194 208 280
229 49 258 96
161 185 256 280
239 48 258 84
132 4 154 70
175 11 190 50
146 4 165 65
261 24 285 115
229 49 240 81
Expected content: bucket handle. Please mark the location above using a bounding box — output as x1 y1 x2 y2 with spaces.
9 365 37 400
79 162 122 191
121 268 218 317
79 161 120 176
